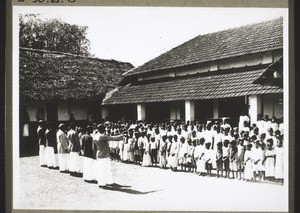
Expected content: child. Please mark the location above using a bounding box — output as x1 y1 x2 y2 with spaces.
229 140 238 179
118 136 124 162
243 143 253 181
264 138 276 181
178 136 188 171
142 137 152 167
274 137 284 182
166 135 173 158
252 140 262 181
159 135 168 168
190 140 197 173
216 141 223 178
122 136 130 163
258 141 266 181
186 139 194 172
237 139 245 180
168 134 179 171
149 136 158 166
194 138 205 176
133 132 141 164
127 129 135 163
203 142 213 176
138 131 148 164
222 140 230 178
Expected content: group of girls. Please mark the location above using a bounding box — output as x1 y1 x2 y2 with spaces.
106 116 284 183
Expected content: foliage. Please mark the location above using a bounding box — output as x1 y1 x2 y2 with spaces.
19 14 92 56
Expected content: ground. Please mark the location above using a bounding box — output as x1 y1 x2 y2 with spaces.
16 155 287 211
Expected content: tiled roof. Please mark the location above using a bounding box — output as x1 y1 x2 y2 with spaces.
126 17 283 77
103 66 282 105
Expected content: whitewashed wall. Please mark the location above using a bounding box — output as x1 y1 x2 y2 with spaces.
139 49 282 81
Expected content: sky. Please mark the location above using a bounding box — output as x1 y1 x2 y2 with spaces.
15 6 288 67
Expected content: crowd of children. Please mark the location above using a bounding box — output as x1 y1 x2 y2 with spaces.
36 114 284 186
106 115 284 183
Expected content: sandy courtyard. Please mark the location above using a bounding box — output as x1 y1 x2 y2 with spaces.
15 155 288 211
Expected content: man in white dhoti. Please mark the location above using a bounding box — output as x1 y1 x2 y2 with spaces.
37 120 47 167
67 122 81 176
93 124 124 188
56 123 69 173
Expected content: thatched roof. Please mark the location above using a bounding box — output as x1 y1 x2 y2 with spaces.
19 48 134 103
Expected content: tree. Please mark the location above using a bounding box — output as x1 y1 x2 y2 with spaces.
19 14 92 56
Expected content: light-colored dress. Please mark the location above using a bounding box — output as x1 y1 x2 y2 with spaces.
118 140 124 161
275 146 284 179
251 147 262 173
159 140 167 166
243 150 253 180
168 141 179 168
237 144 245 169
123 142 130 161
128 138 135 162
194 145 205 173
265 149 276 177
178 142 188 165
142 142 152 166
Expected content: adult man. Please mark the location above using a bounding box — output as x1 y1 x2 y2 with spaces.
45 122 56 168
37 120 46 167
56 123 69 173
93 124 124 188
67 122 81 176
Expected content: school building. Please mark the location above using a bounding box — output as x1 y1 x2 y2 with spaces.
19 47 133 156
102 17 284 126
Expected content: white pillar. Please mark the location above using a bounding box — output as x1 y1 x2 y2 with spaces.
249 95 262 125
101 106 108 120
137 103 146 121
213 100 219 118
185 100 195 122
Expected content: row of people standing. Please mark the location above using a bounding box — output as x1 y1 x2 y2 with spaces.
37 120 125 188
105 120 284 182
37 121 83 175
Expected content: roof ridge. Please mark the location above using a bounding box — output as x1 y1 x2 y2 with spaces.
19 47 133 65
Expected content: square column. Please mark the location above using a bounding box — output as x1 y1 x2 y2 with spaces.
101 106 108 120
249 95 262 125
185 100 195 122
213 100 219 118
137 103 146 121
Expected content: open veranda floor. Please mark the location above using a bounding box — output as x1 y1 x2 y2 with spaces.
15 155 287 211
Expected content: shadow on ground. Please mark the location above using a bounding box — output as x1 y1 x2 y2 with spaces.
102 183 161 195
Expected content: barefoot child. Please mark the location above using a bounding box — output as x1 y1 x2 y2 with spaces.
222 140 230 178
229 140 238 179
243 143 253 181
264 138 276 181
274 137 284 182
252 140 262 181
237 139 245 180
195 137 206 176
159 135 168 168
204 142 213 176
216 141 223 178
